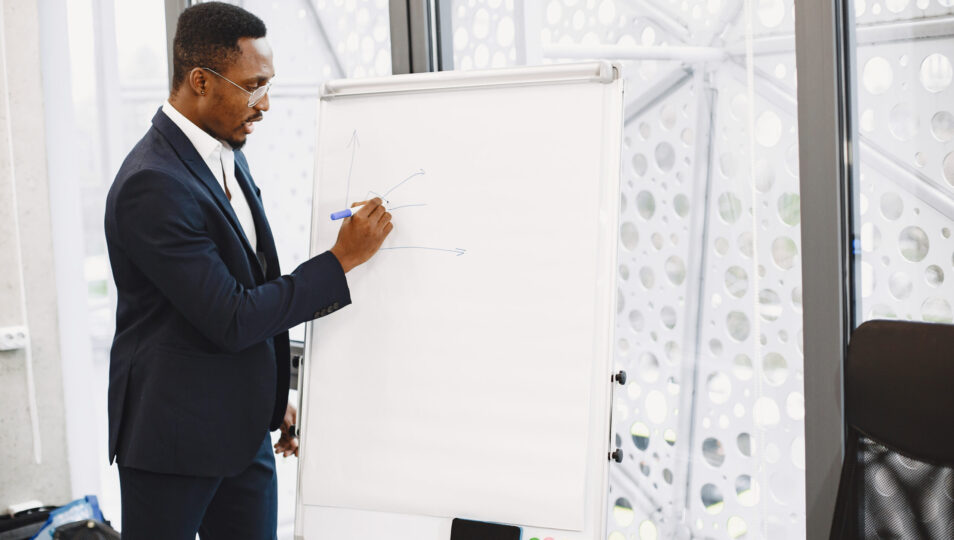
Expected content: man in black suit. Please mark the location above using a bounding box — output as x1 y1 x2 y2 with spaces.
103 3 390 538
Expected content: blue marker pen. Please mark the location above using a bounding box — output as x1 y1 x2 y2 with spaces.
330 203 389 220
329 205 364 220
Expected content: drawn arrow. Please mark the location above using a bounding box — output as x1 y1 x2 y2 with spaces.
380 246 467 256
344 130 359 206
383 169 425 198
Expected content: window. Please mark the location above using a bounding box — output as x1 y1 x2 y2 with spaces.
850 2 954 326
448 1 806 537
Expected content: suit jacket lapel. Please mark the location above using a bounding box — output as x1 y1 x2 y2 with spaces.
233 154 280 280
151 109 264 280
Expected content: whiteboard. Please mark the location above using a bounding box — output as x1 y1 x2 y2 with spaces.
296 62 623 540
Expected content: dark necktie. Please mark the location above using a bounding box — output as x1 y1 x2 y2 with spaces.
220 155 232 201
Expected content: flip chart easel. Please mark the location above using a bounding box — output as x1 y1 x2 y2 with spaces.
295 62 624 540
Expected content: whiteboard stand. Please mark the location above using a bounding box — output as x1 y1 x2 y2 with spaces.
295 62 624 540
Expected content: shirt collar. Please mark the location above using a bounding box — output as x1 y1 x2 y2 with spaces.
162 100 230 162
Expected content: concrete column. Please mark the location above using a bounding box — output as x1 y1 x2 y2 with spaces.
0 0 71 509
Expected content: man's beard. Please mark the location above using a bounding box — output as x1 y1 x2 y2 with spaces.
225 137 246 150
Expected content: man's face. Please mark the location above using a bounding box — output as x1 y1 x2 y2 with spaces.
200 37 274 149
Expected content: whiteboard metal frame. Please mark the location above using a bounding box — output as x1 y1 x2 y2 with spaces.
294 61 623 540
321 62 618 97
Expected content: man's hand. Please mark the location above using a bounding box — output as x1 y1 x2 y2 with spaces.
274 403 299 458
329 197 393 273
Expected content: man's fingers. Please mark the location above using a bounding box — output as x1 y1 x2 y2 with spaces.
377 211 392 231
366 202 388 224
274 435 299 458
353 197 382 218
350 199 371 208
383 222 394 236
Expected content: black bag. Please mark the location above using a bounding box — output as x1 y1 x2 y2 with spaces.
0 506 57 540
52 520 120 540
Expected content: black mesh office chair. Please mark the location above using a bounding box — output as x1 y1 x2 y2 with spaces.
830 319 954 539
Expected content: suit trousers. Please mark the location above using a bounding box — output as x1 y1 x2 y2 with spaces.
118 435 278 540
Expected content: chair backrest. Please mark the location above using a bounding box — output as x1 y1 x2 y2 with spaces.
846 319 954 462
831 319 954 539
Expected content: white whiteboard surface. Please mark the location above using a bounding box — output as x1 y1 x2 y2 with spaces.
296 62 622 540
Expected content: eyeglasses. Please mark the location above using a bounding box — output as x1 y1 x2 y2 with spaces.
201 67 272 107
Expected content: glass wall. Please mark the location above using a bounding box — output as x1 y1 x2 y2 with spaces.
63 0 170 528
850 1 954 325
450 1 806 538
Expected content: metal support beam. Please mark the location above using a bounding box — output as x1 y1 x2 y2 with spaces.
164 0 189 90
389 0 436 74
793 0 856 536
433 0 453 70
389 0 411 74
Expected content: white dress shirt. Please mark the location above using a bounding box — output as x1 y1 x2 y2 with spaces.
162 101 258 252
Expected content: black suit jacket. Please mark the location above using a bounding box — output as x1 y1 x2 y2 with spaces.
104 109 350 476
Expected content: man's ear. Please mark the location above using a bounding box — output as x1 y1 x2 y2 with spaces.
188 67 208 96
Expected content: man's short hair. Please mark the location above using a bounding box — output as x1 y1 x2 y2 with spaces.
172 2 267 92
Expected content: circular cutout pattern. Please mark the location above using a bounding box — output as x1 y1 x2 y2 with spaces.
637 191 656 220
701 483 724 514
725 266 749 298
889 102 919 141
736 475 759 506
931 111 954 141
674 194 690 217
631 421 650 450
899 226 929 262
707 371 732 403
888 271 913 300
640 266 655 289
920 53 953 93
632 153 648 176
621 222 639 251
719 193 743 224
772 236 798 269
665 256 686 285
863 57 894 95
733 354 753 380
759 289 782 321
778 193 800 226
880 192 903 220
727 311 751 341
655 142 675 171
757 0 785 27
926 265 944 287
738 432 752 456
639 352 660 383
703 437 726 467
763 352 788 385
922 298 953 323
943 152 954 185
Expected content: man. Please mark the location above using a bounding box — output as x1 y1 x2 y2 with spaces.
103 3 391 538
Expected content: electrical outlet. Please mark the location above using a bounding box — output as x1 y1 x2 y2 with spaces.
0 326 29 351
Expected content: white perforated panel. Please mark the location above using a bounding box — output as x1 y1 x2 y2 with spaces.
853 32 954 324
451 2 807 539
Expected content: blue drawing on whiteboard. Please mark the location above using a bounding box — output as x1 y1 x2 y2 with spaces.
339 132 465 256
389 203 428 211
383 169 425 197
379 247 467 256
344 130 359 207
